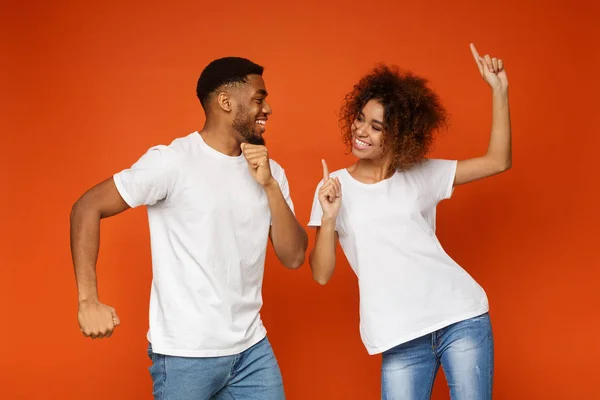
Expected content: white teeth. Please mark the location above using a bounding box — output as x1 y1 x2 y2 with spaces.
256 120 266 125
355 138 370 147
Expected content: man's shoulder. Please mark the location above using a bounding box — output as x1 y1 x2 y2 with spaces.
164 132 199 152
141 132 198 158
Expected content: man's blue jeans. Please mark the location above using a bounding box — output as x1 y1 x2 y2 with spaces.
148 336 284 399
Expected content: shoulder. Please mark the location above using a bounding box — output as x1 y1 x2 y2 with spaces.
328 169 346 179
405 158 456 177
132 133 199 170
162 132 200 156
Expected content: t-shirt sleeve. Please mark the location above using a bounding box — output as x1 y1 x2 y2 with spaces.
270 161 295 214
417 159 458 204
308 180 324 227
112 146 178 208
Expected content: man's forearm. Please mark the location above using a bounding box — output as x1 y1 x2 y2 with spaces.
263 179 308 269
70 200 102 303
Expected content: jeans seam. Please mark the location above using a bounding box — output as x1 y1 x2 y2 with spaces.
427 361 439 399
230 353 240 379
159 354 166 400
488 324 494 399
224 386 236 399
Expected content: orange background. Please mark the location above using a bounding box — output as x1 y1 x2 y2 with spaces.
2 0 599 399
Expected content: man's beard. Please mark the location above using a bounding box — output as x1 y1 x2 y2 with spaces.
233 106 265 146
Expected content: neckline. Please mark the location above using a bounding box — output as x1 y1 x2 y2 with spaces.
342 168 397 188
193 131 246 164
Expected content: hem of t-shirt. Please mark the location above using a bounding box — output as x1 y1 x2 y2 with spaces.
147 330 267 358
307 220 321 227
112 173 139 208
364 305 490 355
442 160 458 200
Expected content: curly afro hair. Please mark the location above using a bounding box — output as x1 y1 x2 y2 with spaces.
340 64 448 171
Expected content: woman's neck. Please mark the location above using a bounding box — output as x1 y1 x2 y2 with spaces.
348 157 395 183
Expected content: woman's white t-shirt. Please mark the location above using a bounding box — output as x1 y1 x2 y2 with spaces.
308 159 489 355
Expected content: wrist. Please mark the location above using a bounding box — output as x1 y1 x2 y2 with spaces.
492 85 508 96
78 294 99 306
262 177 279 190
321 216 337 226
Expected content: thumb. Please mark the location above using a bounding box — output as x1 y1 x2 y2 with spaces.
111 309 121 326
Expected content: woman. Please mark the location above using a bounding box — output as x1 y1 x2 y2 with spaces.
308 44 511 399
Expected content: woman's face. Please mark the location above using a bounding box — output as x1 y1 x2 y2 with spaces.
350 99 387 160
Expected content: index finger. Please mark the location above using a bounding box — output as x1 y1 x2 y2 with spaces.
469 43 480 61
321 159 329 181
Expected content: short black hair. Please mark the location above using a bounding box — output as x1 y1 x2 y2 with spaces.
196 57 264 108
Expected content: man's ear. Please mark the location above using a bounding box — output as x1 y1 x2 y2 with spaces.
217 91 233 112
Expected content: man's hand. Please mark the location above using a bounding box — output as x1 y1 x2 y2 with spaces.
78 300 120 339
241 143 274 187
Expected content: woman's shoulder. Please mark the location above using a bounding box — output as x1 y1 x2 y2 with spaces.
403 158 456 176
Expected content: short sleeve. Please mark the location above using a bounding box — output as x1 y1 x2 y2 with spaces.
113 146 178 208
270 160 295 214
308 180 324 227
416 159 458 203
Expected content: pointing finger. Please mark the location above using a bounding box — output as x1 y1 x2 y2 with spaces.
470 43 483 73
322 159 329 181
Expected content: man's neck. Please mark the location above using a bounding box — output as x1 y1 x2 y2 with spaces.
199 121 242 157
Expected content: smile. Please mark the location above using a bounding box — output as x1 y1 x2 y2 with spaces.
354 137 372 149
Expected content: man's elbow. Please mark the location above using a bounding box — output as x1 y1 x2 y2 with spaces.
71 192 103 224
283 252 305 270
284 232 308 269
70 196 86 222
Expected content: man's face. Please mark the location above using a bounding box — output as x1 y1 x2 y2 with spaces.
232 75 272 145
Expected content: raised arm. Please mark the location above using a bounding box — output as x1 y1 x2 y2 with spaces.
454 43 512 186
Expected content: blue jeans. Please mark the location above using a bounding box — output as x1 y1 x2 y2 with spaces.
148 337 285 400
381 313 494 400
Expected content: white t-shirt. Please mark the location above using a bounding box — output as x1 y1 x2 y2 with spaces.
113 132 294 357
308 159 489 355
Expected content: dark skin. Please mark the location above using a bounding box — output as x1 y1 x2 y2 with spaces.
71 74 308 339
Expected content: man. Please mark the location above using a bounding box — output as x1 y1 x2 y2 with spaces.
70 57 308 399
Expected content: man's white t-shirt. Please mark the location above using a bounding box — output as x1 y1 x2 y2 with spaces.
113 132 294 357
308 159 489 355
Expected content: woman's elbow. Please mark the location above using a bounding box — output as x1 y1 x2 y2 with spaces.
309 263 331 285
492 157 512 174
313 275 331 286
499 161 512 173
